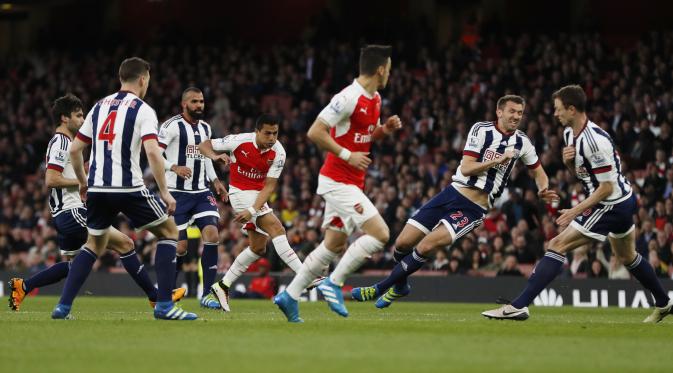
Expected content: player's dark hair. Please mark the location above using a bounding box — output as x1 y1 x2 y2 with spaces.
552 85 586 113
496 95 525 110
119 57 151 83
359 44 392 76
255 114 280 130
181 87 202 101
51 93 83 125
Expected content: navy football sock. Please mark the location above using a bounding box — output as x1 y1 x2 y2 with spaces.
155 239 178 303
24 261 70 293
58 248 97 306
374 249 428 293
392 249 411 288
393 249 408 263
120 249 158 302
174 252 186 289
201 242 218 292
511 250 565 309
626 253 670 307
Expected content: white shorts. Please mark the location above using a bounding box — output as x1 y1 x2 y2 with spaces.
229 187 272 235
317 175 379 235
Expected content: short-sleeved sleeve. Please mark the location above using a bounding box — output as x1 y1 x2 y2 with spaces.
158 120 178 149
267 146 286 179
212 134 243 152
520 135 541 169
46 136 70 172
317 91 356 128
463 123 485 158
138 104 159 142
584 137 616 182
76 110 94 144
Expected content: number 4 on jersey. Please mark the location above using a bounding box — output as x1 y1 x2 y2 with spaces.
99 110 117 149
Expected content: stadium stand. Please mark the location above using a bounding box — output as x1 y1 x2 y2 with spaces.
1 31 672 280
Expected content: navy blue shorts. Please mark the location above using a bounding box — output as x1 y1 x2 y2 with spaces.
571 193 636 242
172 190 219 232
86 189 167 235
54 207 88 255
407 184 486 240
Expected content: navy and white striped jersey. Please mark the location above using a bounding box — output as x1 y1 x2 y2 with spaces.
563 120 631 205
158 114 217 192
76 91 159 192
453 121 541 207
45 133 84 215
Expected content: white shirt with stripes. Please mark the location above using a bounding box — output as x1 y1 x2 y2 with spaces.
453 121 541 207
158 114 217 193
45 133 84 215
76 91 159 192
563 120 632 205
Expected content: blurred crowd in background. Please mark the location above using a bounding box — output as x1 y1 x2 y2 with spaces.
1 30 673 285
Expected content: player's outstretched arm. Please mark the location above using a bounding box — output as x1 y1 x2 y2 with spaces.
144 138 176 215
459 151 514 176
307 119 371 170
233 177 278 223
198 139 230 165
371 115 402 141
556 181 613 226
529 165 559 203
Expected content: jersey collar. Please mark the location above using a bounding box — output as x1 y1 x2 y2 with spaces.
573 118 589 141
251 138 271 153
353 79 376 99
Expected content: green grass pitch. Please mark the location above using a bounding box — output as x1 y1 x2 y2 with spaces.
2 296 670 372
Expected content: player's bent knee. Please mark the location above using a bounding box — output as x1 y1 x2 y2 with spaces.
547 236 567 253
202 226 219 243
370 227 390 244
267 221 285 237
250 245 267 256
395 236 415 251
154 220 178 241
416 241 437 256
176 240 188 255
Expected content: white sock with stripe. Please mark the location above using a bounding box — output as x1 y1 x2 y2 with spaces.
286 242 336 300
329 235 385 286
272 235 302 273
222 247 260 287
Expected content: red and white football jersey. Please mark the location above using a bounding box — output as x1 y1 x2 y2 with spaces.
317 79 381 189
211 133 286 191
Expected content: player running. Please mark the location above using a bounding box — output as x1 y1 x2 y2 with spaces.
199 114 318 312
482 85 673 322
158 87 227 309
55 57 197 320
351 95 558 309
274 44 403 322
9 94 184 312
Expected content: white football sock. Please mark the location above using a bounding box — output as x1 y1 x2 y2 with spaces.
272 235 302 273
329 235 385 286
286 242 336 300
222 247 260 287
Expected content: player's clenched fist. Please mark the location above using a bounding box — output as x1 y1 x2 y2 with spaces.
383 115 402 134
562 146 575 166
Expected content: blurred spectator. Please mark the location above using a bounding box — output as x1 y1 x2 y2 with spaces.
231 258 277 299
497 255 523 277
588 260 608 278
